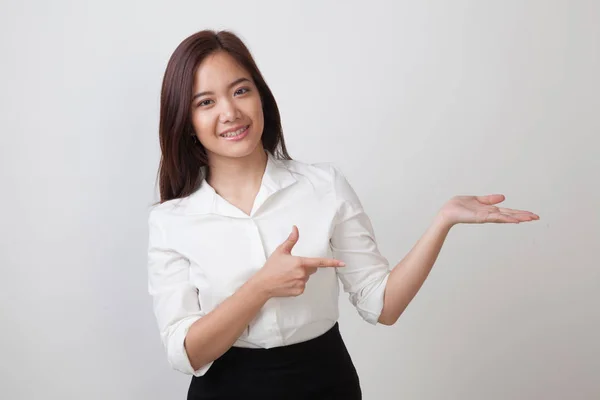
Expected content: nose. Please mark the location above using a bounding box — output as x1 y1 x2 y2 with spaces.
218 98 241 123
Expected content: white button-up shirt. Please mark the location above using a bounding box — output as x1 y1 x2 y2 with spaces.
147 151 390 376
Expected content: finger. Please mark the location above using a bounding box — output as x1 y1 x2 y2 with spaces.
279 225 299 254
495 211 539 222
488 213 525 223
508 213 539 222
497 207 540 219
476 194 506 205
301 257 345 268
506 213 540 222
305 267 318 275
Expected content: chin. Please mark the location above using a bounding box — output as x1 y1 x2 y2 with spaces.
214 139 264 160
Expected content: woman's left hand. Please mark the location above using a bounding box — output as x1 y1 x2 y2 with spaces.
439 194 540 227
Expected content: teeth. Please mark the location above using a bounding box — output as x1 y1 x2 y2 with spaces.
221 126 247 138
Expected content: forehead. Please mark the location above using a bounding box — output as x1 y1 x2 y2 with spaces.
193 51 251 91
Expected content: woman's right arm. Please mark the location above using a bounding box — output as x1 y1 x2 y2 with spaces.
149 209 345 375
183 278 270 371
149 223 271 375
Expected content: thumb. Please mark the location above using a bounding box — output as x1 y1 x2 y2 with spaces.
279 225 299 254
477 194 505 205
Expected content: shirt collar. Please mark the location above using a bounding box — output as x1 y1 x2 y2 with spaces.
184 151 297 216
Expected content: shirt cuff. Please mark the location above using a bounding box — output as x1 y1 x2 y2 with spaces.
166 317 214 377
356 273 390 325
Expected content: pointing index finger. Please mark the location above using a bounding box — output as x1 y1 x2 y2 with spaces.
301 257 345 268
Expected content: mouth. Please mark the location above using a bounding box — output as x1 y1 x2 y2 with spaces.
219 125 250 141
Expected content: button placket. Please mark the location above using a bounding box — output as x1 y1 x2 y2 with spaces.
249 218 284 346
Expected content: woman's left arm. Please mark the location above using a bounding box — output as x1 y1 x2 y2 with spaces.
378 194 540 325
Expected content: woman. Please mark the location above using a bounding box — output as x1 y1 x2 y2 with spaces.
148 29 539 399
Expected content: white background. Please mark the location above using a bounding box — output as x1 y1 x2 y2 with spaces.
1 0 598 399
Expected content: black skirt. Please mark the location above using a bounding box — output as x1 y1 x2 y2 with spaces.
187 322 362 399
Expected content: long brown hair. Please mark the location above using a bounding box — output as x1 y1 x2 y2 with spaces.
156 30 292 203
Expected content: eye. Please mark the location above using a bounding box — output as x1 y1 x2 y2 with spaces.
197 99 214 107
234 87 250 96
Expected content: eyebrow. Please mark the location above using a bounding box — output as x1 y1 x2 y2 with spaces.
192 77 251 101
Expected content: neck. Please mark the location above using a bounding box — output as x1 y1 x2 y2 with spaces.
205 147 268 196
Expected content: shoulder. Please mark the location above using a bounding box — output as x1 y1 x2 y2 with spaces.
277 157 346 185
147 196 189 227
278 157 359 205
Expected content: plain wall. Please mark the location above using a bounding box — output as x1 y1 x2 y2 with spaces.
1 0 598 399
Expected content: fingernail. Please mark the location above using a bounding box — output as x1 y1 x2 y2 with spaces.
339 261 346 266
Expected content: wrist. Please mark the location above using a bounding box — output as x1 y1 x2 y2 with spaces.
434 210 455 231
245 275 272 302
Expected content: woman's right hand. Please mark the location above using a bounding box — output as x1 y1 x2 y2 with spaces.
251 225 345 298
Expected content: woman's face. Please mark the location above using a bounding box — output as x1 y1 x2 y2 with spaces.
190 51 264 161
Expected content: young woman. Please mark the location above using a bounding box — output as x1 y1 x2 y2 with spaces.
148 29 540 399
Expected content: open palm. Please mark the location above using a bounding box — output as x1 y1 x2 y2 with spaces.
440 194 540 226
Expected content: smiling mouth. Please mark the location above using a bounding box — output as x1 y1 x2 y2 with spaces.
219 125 250 138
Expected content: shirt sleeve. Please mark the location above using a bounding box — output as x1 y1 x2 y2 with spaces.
329 165 391 325
147 209 213 376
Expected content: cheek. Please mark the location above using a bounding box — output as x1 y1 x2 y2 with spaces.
251 100 265 128
191 112 217 139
